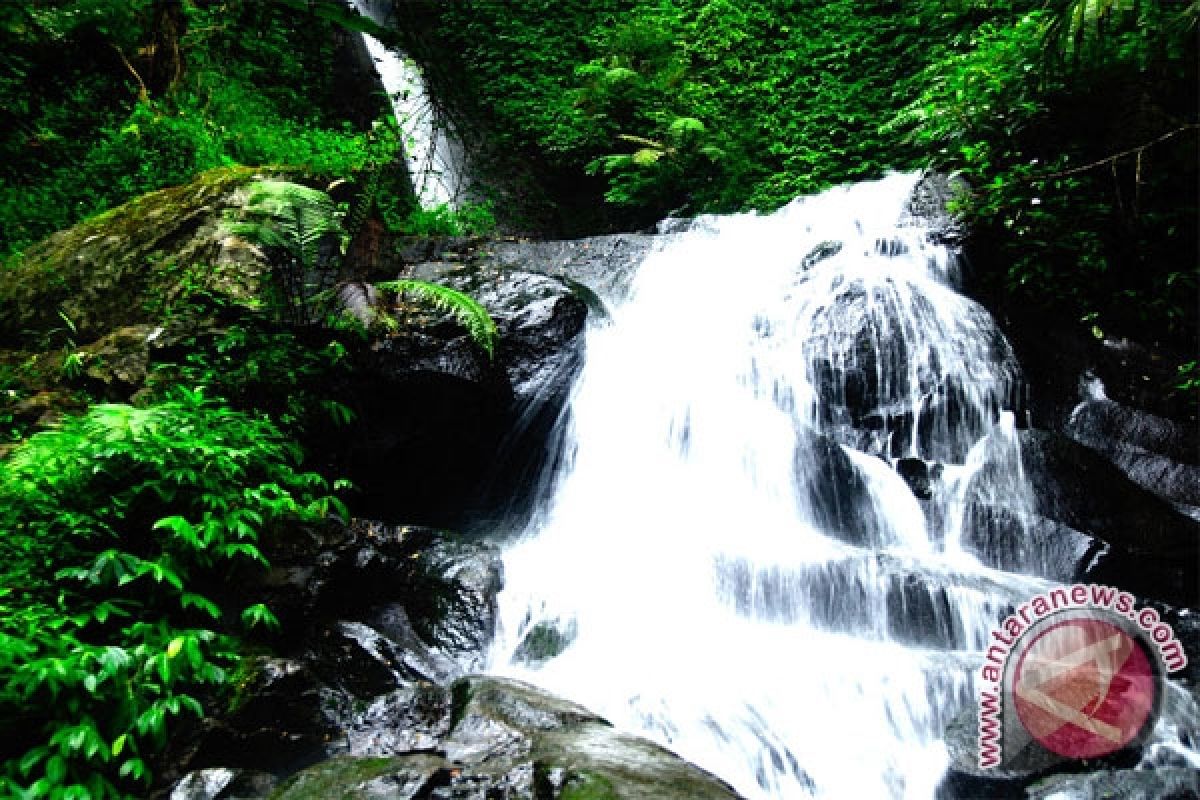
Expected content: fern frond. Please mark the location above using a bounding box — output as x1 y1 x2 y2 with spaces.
225 180 346 324
233 181 342 268
377 279 498 358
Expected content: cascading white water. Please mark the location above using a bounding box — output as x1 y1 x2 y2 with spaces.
485 174 1194 798
352 0 467 209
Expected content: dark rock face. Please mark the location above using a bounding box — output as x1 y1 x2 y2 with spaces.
897 457 939 499
375 261 590 524
959 503 1100 583
170 523 741 800
792 429 880 547
1024 768 1200 800
167 523 501 783
1066 397 1200 513
1013 430 1200 607
330 260 590 525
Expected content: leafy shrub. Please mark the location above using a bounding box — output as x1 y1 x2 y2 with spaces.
0 0 384 258
390 201 497 237
0 388 343 798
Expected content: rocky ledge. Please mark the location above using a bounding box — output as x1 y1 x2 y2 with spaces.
163 521 741 800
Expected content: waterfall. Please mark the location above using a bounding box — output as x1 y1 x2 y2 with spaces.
351 0 467 209
486 174 1195 798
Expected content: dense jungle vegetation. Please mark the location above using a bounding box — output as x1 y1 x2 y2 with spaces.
0 0 1196 796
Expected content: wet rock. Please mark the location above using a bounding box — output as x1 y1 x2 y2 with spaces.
960 503 1101 583
716 554 1026 649
184 657 336 772
1066 397 1200 510
1012 430 1200 606
271 754 453 800
178 522 502 782
896 457 940 499
348 326 510 521
512 620 577 666
344 685 453 756
793 430 881 547
1024 767 1200 800
308 622 411 699
903 171 969 246
801 240 843 270
488 234 655 307
445 676 743 800
258 522 502 658
803 281 1017 463
347 262 588 524
267 677 743 800
168 768 276 800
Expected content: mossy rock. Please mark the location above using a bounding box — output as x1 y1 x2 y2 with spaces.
0 165 298 347
270 755 450 800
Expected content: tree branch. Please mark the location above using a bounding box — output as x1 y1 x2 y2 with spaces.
111 44 150 102
1030 124 1200 182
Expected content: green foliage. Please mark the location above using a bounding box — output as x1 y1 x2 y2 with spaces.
227 181 345 324
390 202 497 237
889 0 1197 344
0 0 390 257
420 0 969 222
0 387 341 798
376 280 499 358
229 181 498 354
161 321 357 437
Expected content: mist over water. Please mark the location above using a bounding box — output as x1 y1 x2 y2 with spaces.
484 174 1193 798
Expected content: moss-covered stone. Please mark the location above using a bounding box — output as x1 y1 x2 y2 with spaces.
559 770 618 800
0 165 296 347
269 755 449 800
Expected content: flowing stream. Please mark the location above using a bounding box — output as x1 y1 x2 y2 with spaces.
352 0 467 209
484 173 1196 798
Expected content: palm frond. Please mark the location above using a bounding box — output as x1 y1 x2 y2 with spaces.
377 279 499 358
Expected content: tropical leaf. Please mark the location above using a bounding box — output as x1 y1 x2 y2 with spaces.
228 180 342 269
226 180 344 323
376 279 498 357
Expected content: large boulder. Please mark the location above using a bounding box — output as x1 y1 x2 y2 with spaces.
167 521 503 784
0 166 279 347
348 260 589 523
966 430 1200 606
267 676 744 800
1066 397 1200 513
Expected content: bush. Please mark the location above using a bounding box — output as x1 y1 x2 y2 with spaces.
0 388 343 798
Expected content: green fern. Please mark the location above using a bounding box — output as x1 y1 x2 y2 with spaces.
377 279 498 358
228 180 343 269
227 180 344 323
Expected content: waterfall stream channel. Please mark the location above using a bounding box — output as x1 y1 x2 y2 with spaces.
481 173 1199 799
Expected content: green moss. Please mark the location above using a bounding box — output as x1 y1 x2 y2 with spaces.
270 756 446 800
0 166 286 345
560 771 619 800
